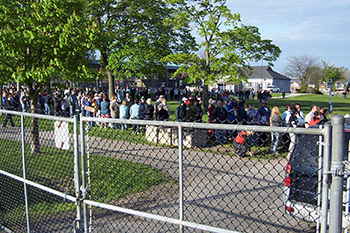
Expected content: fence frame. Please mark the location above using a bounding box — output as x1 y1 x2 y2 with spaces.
80 114 327 233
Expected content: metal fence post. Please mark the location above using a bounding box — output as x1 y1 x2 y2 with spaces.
321 122 332 233
178 125 184 233
329 115 345 233
21 115 30 233
74 115 83 232
80 114 89 233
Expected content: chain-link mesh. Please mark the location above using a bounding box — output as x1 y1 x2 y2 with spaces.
82 118 324 233
0 112 76 232
1 111 345 233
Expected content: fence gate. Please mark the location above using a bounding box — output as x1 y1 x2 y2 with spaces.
0 111 80 232
79 116 328 233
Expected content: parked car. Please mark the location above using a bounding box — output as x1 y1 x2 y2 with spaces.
283 127 350 225
266 85 280 92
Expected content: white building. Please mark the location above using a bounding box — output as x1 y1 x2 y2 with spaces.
244 66 291 93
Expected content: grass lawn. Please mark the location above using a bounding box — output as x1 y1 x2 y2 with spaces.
0 139 169 220
168 93 350 122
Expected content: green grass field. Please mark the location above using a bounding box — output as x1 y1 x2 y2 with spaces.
0 139 169 221
168 94 349 122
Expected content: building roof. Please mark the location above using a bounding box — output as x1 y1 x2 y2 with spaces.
247 66 291 80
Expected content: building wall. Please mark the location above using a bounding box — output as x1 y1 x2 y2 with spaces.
273 79 291 93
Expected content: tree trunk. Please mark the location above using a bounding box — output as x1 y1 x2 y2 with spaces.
203 84 209 113
29 89 41 154
0 83 3 109
107 67 114 99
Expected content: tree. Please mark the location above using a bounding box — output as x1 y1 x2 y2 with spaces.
162 0 281 111
321 61 348 87
283 54 320 85
0 0 97 153
89 0 196 97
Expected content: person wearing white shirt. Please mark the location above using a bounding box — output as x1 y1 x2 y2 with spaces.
305 105 318 128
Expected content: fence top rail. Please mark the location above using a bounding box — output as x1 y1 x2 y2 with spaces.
0 109 74 123
0 109 324 135
82 115 325 135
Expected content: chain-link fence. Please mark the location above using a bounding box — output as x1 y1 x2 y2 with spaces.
1 110 349 232
0 110 78 232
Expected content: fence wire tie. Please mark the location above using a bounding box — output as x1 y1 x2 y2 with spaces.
63 188 68 202
284 125 290 134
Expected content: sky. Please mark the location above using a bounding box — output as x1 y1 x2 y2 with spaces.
224 0 350 74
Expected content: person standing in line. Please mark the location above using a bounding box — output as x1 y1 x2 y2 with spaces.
318 106 328 123
43 92 51 115
119 100 129 130
52 92 62 116
294 103 305 127
2 93 16 127
256 100 271 125
20 89 29 112
235 101 248 124
109 95 119 128
68 89 78 117
256 100 271 147
156 103 169 121
175 101 187 122
61 93 69 117
173 88 179 101
305 105 318 128
84 95 94 127
142 98 154 120
100 94 110 128
246 103 257 125
270 106 283 155
129 99 141 132
212 100 228 144
288 108 299 159
80 92 87 116
282 103 293 126
193 99 203 122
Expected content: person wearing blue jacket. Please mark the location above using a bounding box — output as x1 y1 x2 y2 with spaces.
119 100 129 130
129 99 141 132
100 94 110 128
256 100 271 126
256 100 271 146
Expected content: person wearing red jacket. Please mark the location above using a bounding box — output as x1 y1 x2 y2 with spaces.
233 131 254 158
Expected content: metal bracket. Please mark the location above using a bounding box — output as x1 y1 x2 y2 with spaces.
343 161 350 170
317 141 330 147
80 185 91 200
326 169 345 176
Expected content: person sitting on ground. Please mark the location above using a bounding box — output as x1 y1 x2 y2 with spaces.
233 131 254 159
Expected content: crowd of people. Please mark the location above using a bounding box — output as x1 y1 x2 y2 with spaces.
1 84 330 157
